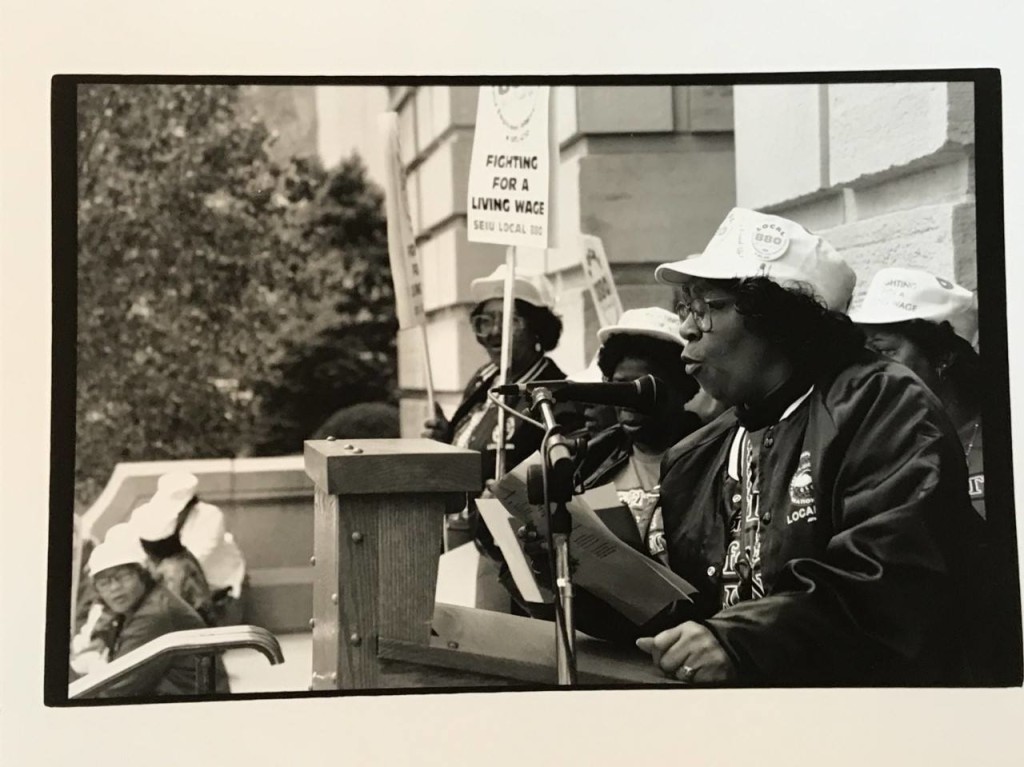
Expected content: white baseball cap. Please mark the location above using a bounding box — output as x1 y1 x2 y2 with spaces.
103 522 138 545
596 307 685 348
848 267 978 343
655 207 857 312
128 470 199 542
129 499 179 542
87 534 148 576
470 265 555 309
156 470 199 503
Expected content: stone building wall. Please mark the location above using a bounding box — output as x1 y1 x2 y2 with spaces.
391 85 737 436
733 82 976 308
316 82 973 435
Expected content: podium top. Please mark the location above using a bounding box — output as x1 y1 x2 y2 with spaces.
304 438 483 496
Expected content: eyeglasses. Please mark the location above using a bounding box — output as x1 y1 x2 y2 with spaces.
674 297 735 332
471 313 525 337
94 567 139 590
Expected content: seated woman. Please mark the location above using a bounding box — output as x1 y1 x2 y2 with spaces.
77 532 229 698
849 267 983 516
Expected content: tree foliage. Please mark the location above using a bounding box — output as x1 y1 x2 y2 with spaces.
76 84 396 506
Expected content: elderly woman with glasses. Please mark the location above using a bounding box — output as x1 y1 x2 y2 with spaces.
422 265 575 483
75 527 229 698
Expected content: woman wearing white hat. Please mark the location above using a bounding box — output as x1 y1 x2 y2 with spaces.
78 530 228 698
130 494 217 624
422 266 580 546
136 471 248 625
422 265 575 474
849 267 984 518
575 307 708 556
630 207 987 686
509 307 719 641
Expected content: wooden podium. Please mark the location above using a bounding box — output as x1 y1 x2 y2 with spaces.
304 438 675 690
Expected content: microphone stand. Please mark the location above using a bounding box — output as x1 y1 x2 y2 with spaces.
527 387 578 686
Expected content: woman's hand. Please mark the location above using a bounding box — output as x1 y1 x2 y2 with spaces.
421 402 451 442
636 622 737 684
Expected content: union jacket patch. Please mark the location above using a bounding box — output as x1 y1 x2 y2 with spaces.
787 451 817 524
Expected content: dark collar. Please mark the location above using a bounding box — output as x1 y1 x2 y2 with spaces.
735 372 814 431
141 535 185 561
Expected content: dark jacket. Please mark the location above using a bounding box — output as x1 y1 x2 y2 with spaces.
576 425 633 490
92 582 229 698
150 547 217 626
658 353 986 685
448 356 580 482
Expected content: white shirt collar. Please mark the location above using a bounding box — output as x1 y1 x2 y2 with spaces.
727 387 815 480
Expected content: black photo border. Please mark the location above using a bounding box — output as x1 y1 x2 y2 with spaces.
47 69 1020 706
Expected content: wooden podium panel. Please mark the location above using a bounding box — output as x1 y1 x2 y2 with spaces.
304 438 676 691
306 439 483 690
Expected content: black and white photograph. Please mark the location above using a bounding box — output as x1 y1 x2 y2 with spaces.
46 75 1020 703
4 3 1024 763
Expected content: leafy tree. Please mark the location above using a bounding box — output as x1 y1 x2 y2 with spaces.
76 84 396 507
246 154 399 455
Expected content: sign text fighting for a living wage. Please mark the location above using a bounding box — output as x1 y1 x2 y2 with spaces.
466 87 552 248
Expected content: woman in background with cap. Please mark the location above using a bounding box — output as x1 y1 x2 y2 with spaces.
508 307 718 641
422 265 573 477
78 531 229 698
140 471 248 625
130 499 217 625
632 207 986 686
422 266 579 547
575 307 709 559
849 267 984 517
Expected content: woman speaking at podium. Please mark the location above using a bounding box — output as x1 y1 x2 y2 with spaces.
638 208 988 686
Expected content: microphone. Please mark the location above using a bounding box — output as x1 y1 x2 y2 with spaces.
492 375 665 414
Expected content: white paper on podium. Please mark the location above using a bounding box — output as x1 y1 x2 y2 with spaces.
488 450 545 528
476 497 553 604
568 490 698 624
490 458 698 625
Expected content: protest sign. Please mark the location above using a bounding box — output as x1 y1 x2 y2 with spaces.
379 112 425 328
378 112 434 409
466 86 552 249
579 234 623 328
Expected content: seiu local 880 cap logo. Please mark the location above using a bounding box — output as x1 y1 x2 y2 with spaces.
751 221 791 261
492 86 540 140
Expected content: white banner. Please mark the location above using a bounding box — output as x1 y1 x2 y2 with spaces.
378 112 425 329
466 86 551 249
580 234 623 327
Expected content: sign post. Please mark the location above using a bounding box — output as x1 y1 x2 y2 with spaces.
466 86 579 686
